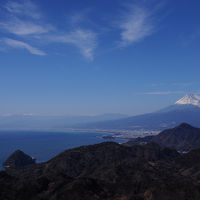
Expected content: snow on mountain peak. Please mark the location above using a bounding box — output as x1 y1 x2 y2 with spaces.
175 94 200 107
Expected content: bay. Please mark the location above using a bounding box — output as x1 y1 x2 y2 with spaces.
0 131 125 169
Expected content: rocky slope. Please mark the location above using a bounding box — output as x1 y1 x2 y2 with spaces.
126 123 200 152
1 141 200 199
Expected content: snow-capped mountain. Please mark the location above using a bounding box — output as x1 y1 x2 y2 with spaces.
175 94 200 107
78 94 200 130
1 94 200 131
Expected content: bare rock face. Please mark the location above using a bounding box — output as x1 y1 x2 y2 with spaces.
3 150 36 169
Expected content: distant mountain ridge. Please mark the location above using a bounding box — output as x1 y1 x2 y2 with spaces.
0 113 128 130
78 94 200 130
126 123 200 152
1 94 200 130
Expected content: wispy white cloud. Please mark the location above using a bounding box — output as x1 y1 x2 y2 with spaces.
148 82 200 88
147 82 197 87
47 29 97 60
3 38 46 56
0 0 53 36
0 0 96 59
118 3 159 47
180 30 200 47
0 0 51 56
69 11 90 25
138 91 185 95
0 18 52 36
171 82 195 87
4 0 41 19
0 0 162 59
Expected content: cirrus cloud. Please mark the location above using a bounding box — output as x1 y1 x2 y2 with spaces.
3 38 46 56
0 0 96 60
118 2 162 47
138 91 185 95
0 19 53 36
0 0 164 60
47 29 97 61
4 0 41 19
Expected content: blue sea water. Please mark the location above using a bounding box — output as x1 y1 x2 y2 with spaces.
0 131 125 170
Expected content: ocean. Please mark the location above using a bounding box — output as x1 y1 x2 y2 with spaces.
0 130 125 170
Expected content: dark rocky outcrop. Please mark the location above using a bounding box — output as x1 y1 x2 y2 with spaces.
3 150 36 170
126 123 200 152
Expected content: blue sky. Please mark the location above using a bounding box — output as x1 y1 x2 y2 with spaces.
0 0 200 116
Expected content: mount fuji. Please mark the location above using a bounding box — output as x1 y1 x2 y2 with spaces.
78 94 200 130
175 94 200 106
